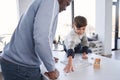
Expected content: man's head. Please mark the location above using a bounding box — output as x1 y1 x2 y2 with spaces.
58 0 71 12
73 16 87 35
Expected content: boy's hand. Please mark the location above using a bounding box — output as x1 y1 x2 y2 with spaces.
82 52 88 59
64 56 74 73
44 69 59 80
64 63 74 73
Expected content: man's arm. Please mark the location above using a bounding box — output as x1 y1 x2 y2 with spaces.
33 0 59 71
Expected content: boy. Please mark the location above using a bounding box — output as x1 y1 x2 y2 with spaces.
63 16 91 73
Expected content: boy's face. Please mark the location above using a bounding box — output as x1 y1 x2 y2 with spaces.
73 25 86 35
58 0 71 12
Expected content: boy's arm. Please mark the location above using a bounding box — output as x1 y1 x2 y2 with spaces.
81 33 89 47
64 56 74 73
67 49 75 58
82 46 89 53
67 37 76 58
64 33 76 72
67 56 73 65
81 33 90 53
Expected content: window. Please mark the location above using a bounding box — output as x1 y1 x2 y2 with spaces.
74 0 96 37
118 1 120 38
112 0 120 50
56 0 96 41
113 0 117 2
0 0 18 51
112 5 116 49
55 4 72 41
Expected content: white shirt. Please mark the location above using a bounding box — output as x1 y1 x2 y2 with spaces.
64 29 89 51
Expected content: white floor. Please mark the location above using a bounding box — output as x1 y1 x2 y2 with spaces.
111 50 120 60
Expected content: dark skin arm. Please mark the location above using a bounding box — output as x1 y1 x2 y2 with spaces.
44 69 59 80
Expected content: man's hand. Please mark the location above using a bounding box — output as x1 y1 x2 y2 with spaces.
54 57 59 63
44 69 59 80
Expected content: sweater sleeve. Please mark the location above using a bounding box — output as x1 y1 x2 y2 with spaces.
33 0 59 71
81 33 89 47
64 31 77 58
67 49 75 58
81 33 89 53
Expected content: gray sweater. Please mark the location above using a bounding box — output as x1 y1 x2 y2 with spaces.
1 0 59 71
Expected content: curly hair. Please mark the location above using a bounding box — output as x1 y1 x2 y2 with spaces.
73 16 87 28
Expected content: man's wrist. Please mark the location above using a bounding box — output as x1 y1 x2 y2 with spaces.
44 69 59 79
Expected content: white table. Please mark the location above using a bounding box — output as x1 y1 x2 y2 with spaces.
41 51 120 80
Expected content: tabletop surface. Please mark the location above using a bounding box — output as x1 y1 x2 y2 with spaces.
42 51 120 80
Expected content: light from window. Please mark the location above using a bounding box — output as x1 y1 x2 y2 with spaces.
0 0 18 35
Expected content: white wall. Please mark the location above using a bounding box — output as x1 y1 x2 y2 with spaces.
96 0 112 55
0 0 18 34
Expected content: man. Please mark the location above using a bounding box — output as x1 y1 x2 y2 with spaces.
0 0 71 80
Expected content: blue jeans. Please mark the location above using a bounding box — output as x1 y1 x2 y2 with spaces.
63 43 92 54
0 58 43 80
